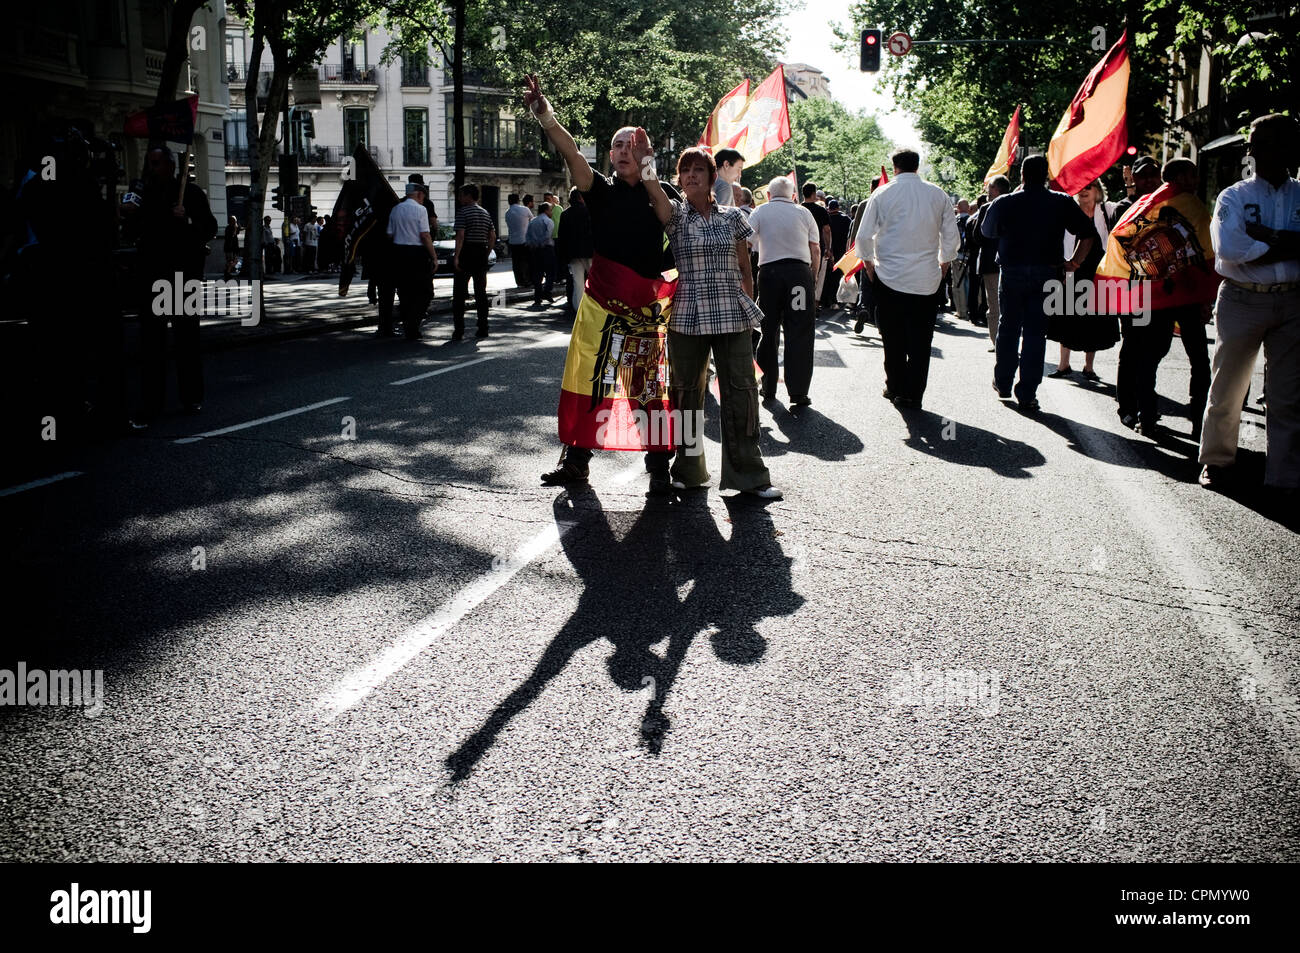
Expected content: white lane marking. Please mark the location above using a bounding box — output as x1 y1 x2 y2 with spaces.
0 471 85 498
389 355 495 386
174 397 352 444
312 460 647 723
1054 384 1300 775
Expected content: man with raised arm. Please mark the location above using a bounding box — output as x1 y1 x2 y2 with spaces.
524 74 679 496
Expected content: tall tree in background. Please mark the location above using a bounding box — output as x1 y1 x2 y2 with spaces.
229 0 449 290
460 0 787 171
838 0 1166 198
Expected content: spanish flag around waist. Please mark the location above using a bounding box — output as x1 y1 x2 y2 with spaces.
558 254 679 451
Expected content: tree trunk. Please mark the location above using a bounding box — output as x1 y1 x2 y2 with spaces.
453 0 465 192
245 27 266 289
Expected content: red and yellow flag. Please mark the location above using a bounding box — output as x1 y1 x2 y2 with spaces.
699 66 792 166
984 106 1021 187
1094 182 1221 313
835 168 888 276
1048 32 1129 195
558 255 679 451
698 80 751 151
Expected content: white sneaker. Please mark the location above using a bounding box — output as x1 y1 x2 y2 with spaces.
671 479 709 491
744 484 783 500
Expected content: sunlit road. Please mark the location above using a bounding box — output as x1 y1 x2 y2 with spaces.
2 303 1297 861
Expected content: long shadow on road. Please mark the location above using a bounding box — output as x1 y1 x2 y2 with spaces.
444 488 804 782
895 405 1046 478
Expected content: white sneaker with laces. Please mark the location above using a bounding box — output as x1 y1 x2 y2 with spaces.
744 484 783 500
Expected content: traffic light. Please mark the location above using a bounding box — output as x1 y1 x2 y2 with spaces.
1124 145 1138 159
860 29 882 72
271 185 283 211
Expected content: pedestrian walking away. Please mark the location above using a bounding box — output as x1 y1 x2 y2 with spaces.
223 215 241 278
981 154 1097 412
558 187 594 319
505 192 534 288
747 175 820 406
854 149 960 409
1098 158 1219 438
385 180 438 340
452 183 496 339
526 203 556 307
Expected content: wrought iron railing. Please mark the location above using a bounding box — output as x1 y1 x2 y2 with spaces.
320 64 378 85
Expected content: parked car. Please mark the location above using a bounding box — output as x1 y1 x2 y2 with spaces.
432 224 497 275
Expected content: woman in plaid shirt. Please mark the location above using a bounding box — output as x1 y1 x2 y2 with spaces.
637 134 782 500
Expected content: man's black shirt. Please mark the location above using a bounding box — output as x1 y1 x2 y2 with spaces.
980 185 1097 269
802 201 831 253
582 166 678 279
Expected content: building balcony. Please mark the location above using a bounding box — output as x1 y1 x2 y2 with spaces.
225 145 386 168
320 64 378 87
447 146 541 169
400 65 429 87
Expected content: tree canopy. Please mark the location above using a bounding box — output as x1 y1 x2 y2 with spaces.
837 1 1169 198
459 0 789 163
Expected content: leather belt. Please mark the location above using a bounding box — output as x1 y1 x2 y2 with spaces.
1227 278 1300 294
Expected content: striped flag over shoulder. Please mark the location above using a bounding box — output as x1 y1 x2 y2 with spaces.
1047 32 1129 195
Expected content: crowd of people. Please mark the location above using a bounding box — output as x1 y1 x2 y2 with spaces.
6 101 1294 508
514 78 1297 506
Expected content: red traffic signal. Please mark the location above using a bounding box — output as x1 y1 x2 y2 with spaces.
861 28 882 71
1124 145 1138 157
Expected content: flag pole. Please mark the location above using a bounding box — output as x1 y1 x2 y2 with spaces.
177 145 190 205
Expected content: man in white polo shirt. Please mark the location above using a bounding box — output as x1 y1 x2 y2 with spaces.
747 175 821 405
1199 113 1300 497
386 180 438 340
854 148 960 409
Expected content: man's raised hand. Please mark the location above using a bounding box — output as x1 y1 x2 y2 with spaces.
523 74 550 115
632 128 658 182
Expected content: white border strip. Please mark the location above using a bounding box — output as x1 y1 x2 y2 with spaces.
390 355 496 386
312 461 648 722
174 397 352 444
313 519 576 723
0 471 85 498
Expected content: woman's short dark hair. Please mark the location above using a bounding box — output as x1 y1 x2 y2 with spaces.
676 147 717 183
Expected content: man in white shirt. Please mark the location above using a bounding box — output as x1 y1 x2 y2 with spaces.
747 175 821 405
1199 114 1300 495
385 181 439 339
854 149 961 408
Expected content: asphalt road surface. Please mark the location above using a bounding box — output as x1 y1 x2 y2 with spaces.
2 303 1297 862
